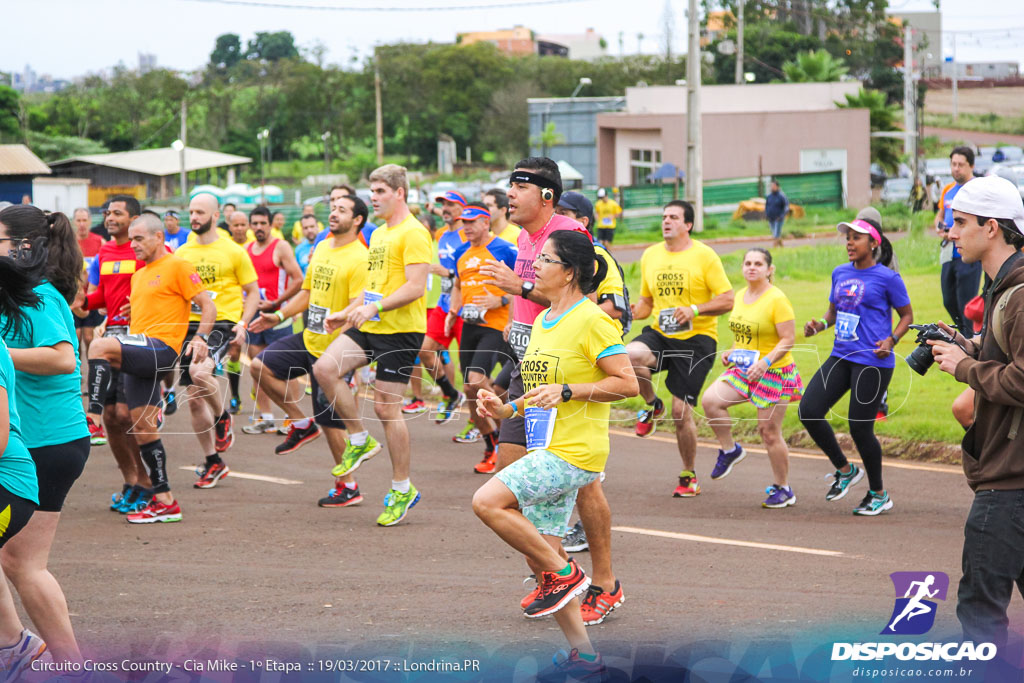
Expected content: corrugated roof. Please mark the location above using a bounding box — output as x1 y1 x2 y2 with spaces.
50 146 252 177
0 145 52 176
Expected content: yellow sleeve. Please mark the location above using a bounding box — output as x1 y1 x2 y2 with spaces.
640 249 653 299
291 222 302 242
612 200 622 213
703 249 732 297
235 246 259 286
584 312 626 364
772 290 795 324
301 251 315 291
401 226 433 266
596 249 623 297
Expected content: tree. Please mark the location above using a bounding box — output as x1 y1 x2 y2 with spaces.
782 50 849 82
709 23 822 84
0 86 20 141
210 33 243 71
530 122 565 157
246 31 299 62
837 89 901 172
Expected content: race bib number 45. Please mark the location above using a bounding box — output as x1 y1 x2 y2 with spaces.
307 304 330 334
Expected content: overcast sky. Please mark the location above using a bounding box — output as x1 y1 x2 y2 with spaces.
3 0 1022 80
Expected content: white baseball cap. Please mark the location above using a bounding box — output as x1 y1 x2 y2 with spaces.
597 188 607 198
950 176 1024 234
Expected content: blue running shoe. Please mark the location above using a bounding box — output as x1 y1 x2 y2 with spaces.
110 484 131 511
710 443 746 480
163 388 177 416
762 484 796 508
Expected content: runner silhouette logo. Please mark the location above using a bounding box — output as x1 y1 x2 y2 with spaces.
882 572 949 635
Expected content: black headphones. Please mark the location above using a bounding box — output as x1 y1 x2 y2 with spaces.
541 187 554 202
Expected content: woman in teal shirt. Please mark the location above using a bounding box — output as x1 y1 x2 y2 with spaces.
0 232 48 675
0 205 90 666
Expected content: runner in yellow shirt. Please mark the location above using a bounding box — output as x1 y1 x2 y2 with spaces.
593 188 623 249
701 248 803 508
175 193 260 489
472 229 637 679
250 194 369 507
627 200 734 497
312 165 432 527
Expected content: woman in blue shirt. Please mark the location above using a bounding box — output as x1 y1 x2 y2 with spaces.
798 218 914 516
0 205 90 665
0 237 49 674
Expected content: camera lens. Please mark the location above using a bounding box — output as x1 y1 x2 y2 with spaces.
906 344 935 376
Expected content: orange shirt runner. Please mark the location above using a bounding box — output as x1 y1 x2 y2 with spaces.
129 254 206 352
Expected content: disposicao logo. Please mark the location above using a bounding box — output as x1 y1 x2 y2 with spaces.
831 571 997 663
882 571 948 635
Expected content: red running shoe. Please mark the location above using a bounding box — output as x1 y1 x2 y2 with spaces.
523 559 591 618
126 498 182 524
214 412 234 452
635 399 665 437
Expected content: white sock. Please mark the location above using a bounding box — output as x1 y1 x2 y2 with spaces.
293 418 312 429
261 413 273 421
350 430 369 446
343 481 357 490
392 479 410 494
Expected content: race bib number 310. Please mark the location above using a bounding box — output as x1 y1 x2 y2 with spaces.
508 321 532 360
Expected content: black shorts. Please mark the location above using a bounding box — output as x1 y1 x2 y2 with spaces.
178 321 236 386
0 484 36 548
74 310 104 329
256 332 345 430
102 326 130 407
631 327 717 405
118 336 180 409
596 228 615 244
494 359 514 392
342 328 423 385
29 437 90 512
497 364 526 447
459 324 512 381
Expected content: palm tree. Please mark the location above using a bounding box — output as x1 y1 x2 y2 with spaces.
837 89 902 172
782 50 850 83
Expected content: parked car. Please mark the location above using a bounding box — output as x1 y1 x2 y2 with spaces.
881 177 913 205
870 163 887 188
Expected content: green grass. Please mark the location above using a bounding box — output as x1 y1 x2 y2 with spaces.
924 112 1024 137
617 227 965 447
613 203 936 246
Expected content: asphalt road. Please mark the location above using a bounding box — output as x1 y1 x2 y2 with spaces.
33 373 1024 676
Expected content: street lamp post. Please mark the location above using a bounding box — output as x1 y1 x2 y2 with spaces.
171 139 185 203
570 76 592 98
321 131 331 173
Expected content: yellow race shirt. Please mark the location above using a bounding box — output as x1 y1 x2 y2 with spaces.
496 223 522 244
177 234 259 323
594 244 626 335
640 240 732 341
363 213 433 335
302 239 369 358
594 198 623 230
519 298 626 472
727 285 796 368
292 220 324 243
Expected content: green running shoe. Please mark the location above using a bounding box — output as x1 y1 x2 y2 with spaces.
376 485 421 527
331 435 382 476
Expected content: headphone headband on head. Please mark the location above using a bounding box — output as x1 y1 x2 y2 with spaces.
510 170 562 203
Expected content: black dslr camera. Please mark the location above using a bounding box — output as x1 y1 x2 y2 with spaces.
906 323 963 376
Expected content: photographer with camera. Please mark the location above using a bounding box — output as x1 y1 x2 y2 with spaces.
926 175 1024 648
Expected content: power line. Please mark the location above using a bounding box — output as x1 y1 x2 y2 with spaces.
183 0 589 10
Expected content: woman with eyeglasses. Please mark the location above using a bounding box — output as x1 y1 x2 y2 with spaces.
0 225 51 673
472 229 638 679
0 205 89 665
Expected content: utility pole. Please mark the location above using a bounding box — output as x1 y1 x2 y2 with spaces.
903 23 916 171
735 0 744 84
179 99 187 201
951 34 959 122
686 0 703 231
374 49 384 165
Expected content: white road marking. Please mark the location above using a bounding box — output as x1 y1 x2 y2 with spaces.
608 428 961 474
179 466 302 485
612 525 847 557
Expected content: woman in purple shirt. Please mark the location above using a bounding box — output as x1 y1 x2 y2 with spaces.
798 218 914 516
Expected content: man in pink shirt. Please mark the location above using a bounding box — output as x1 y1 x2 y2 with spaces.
479 157 625 628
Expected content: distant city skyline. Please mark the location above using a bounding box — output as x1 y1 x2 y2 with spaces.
2 0 1021 82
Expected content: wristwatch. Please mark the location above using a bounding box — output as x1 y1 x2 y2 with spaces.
500 295 510 306
197 332 210 343
561 383 573 403
521 281 535 298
